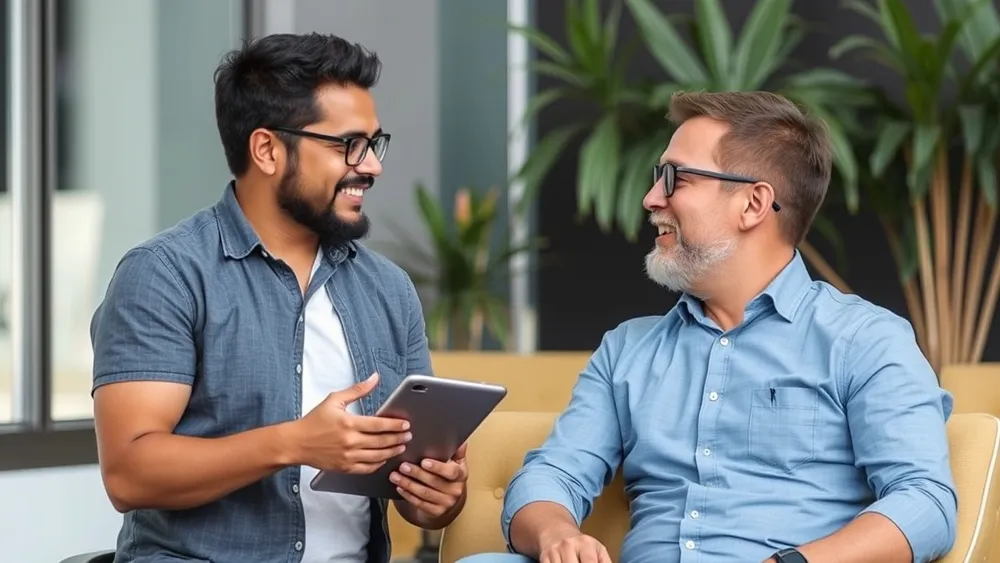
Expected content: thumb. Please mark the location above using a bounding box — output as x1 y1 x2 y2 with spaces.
453 441 468 461
331 372 379 406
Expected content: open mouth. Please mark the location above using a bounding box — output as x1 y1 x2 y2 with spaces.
657 225 676 235
339 186 367 198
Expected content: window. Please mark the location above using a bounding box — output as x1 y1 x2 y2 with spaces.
1 0 246 468
0 0 12 424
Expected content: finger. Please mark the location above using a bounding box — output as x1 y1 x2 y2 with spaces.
330 373 379 406
346 444 407 463
452 441 468 460
345 461 386 474
598 545 612 563
395 486 443 516
580 545 599 563
350 414 410 434
416 458 465 482
351 429 412 449
390 470 453 507
398 461 462 494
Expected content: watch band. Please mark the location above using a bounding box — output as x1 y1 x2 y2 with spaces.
773 548 808 563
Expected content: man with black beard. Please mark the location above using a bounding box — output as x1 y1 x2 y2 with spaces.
89 33 467 563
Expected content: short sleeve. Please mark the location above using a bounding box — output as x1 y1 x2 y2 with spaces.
90 247 198 393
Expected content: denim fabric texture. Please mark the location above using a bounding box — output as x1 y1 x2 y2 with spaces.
91 182 431 563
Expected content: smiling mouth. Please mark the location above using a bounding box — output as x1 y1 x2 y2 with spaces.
339 186 367 198
657 225 676 235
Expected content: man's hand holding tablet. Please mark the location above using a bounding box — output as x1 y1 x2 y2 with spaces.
285 372 412 474
390 440 469 520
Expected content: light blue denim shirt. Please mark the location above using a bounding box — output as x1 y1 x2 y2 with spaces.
501 253 957 563
90 182 431 563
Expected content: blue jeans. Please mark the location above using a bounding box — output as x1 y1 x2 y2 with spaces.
455 554 536 563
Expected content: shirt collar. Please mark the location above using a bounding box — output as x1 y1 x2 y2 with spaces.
215 181 358 262
677 250 812 324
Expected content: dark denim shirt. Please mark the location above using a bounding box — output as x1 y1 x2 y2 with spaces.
91 183 431 563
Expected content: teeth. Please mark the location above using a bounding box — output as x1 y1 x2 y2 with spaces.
342 186 365 197
657 226 675 235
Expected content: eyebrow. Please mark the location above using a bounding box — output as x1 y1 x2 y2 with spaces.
336 127 383 138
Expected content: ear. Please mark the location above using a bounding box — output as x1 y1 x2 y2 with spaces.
247 128 282 177
739 181 776 232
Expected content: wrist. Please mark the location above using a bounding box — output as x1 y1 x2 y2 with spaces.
537 521 580 551
273 420 304 467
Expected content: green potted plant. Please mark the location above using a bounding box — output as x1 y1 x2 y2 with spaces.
384 184 538 351
508 0 873 291
831 0 1000 373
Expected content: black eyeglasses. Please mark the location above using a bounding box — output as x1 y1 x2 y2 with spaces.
271 126 391 167
653 162 781 212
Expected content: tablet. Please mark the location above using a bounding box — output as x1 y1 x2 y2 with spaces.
309 374 507 499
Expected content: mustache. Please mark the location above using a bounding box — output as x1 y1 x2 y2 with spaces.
336 175 375 190
648 212 678 229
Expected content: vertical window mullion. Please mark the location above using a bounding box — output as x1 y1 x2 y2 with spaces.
7 0 46 428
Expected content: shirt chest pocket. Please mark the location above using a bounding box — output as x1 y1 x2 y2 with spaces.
371 347 406 411
748 386 818 473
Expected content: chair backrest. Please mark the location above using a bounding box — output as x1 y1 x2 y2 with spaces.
941 363 1000 416
430 351 591 412
440 411 1000 563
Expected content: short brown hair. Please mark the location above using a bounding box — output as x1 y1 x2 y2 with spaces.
668 90 832 245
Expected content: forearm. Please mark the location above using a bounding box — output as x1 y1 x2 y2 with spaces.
393 488 467 530
101 421 299 512
509 501 581 558
765 513 910 563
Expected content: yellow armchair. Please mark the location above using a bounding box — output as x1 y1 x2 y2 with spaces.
440 410 1000 563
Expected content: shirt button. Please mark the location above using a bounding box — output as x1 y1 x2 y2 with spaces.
298 315 303 324
719 336 730 346
261 250 270 259
708 391 719 401
685 540 696 550
703 448 711 456
292 484 299 494
690 510 700 519
294 541 303 551
295 363 302 374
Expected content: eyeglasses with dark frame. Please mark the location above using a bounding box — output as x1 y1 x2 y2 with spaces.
270 126 391 167
653 162 781 212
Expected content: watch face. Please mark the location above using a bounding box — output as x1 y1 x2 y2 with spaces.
776 549 808 563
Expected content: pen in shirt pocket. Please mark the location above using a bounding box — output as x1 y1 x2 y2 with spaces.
770 387 776 406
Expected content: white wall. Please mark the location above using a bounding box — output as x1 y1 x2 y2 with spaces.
0 465 121 561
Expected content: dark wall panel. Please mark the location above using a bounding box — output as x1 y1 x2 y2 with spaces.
533 0 1000 361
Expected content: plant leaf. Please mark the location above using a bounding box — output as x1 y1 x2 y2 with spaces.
506 23 572 65
693 0 733 84
809 213 851 277
907 123 941 199
512 124 583 216
617 139 664 241
577 114 622 229
731 0 793 89
870 119 911 178
958 104 985 154
978 152 998 206
624 0 707 83
414 184 449 251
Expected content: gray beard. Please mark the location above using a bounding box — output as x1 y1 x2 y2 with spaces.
644 230 737 294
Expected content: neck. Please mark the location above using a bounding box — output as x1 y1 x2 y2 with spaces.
233 178 319 259
693 242 795 331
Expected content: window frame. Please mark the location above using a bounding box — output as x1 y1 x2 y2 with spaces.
0 0 254 472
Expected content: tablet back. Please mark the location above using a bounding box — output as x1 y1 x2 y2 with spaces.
310 375 507 499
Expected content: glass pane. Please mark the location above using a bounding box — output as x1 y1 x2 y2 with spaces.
50 0 243 420
0 0 13 424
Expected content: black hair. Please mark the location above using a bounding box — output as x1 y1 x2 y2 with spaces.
213 33 382 176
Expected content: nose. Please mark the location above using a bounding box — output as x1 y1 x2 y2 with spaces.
642 180 667 212
354 147 384 177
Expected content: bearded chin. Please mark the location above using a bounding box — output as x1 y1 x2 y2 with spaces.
277 170 371 248
644 231 737 294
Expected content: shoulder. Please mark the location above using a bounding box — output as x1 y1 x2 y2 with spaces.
806 281 914 339
349 242 417 293
106 208 220 301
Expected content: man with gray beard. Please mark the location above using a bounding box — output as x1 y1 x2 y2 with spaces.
459 91 956 563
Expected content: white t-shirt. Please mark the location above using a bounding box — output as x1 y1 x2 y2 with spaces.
299 252 370 562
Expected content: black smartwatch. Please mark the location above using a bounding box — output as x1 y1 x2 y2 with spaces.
773 548 808 563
